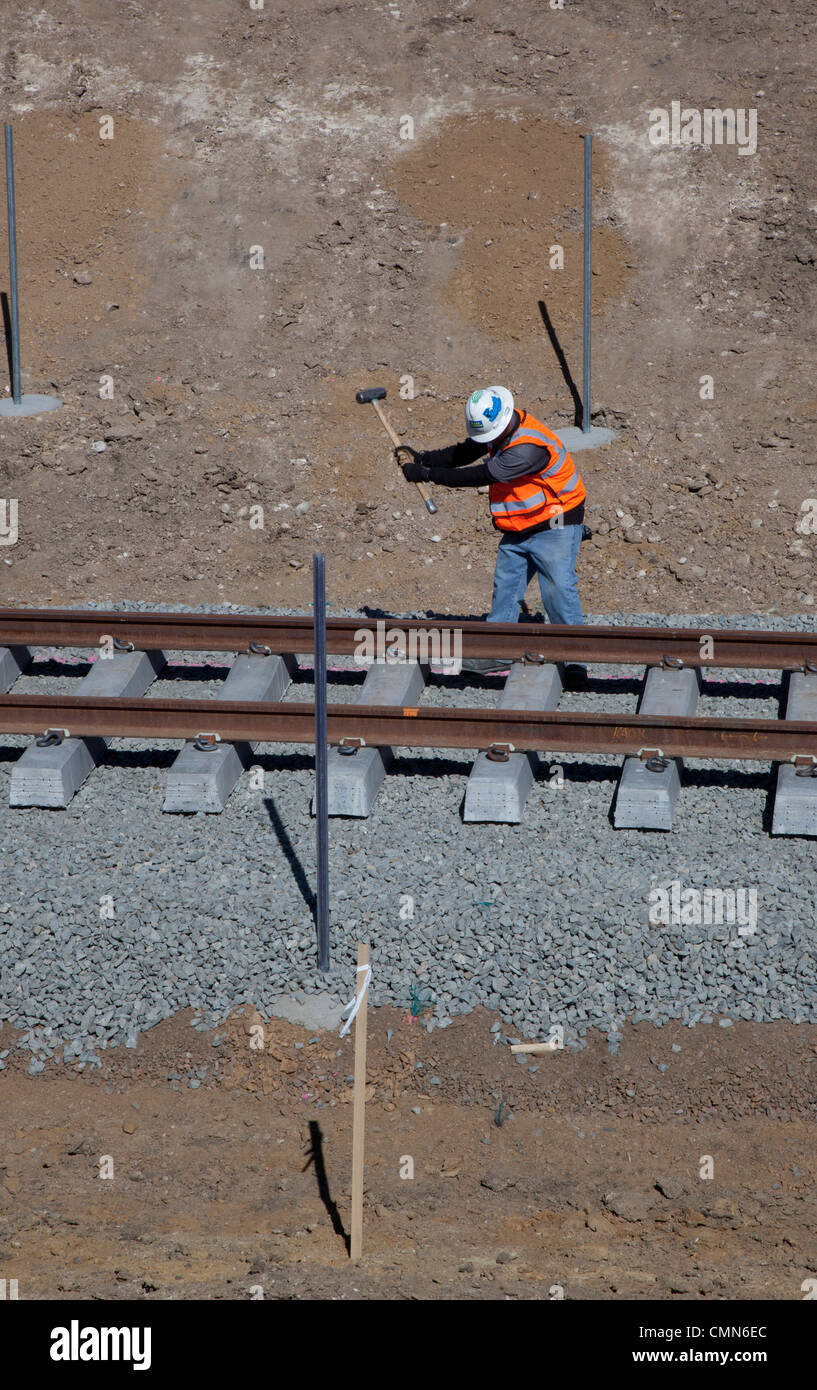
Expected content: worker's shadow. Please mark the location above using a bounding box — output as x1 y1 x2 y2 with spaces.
303 1120 350 1254
538 300 583 426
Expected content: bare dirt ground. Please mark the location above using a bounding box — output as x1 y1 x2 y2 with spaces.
0 0 814 615
1 0 816 1302
2 1010 816 1301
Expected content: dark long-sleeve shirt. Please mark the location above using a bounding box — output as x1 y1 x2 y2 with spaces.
420 413 584 533
419 435 491 486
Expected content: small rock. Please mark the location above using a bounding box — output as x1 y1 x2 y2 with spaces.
655 1178 689 1201
480 1166 516 1192
122 1120 137 1134
73 270 92 285
104 423 143 443
603 1189 655 1222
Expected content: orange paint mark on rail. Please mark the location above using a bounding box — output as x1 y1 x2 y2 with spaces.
402 707 420 717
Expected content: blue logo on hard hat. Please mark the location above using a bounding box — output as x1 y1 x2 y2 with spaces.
483 392 502 422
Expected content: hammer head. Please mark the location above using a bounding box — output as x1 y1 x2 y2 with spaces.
355 387 386 404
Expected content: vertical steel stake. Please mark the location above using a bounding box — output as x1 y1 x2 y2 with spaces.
313 552 330 971
582 133 592 434
4 125 22 405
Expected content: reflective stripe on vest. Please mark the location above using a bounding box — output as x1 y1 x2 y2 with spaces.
490 490 547 516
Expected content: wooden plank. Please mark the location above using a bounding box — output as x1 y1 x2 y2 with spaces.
350 943 370 1262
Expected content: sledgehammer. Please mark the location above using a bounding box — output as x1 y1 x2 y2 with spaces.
355 386 438 514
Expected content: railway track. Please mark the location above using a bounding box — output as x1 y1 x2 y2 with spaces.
1 607 817 668
0 694 816 762
0 607 816 831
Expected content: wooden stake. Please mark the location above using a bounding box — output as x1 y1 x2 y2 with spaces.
509 1041 561 1055
350 942 370 1261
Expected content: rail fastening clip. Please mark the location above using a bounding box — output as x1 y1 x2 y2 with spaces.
193 732 221 752
637 746 670 772
338 736 366 756
36 728 70 747
792 754 817 778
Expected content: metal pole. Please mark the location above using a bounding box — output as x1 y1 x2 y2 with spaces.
4 125 22 405
582 133 592 433
313 552 330 971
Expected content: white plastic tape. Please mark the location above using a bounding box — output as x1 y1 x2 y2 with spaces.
339 962 371 1038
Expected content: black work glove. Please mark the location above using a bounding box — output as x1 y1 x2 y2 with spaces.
401 458 431 483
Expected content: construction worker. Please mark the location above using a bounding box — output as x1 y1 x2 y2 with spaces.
401 386 587 681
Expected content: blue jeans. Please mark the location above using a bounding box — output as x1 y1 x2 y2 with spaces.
488 524 584 625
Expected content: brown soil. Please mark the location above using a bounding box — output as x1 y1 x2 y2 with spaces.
0 0 814 615
2 1010 816 1300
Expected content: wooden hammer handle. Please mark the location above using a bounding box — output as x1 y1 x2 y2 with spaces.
371 399 437 512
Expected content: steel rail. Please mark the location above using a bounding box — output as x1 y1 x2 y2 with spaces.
1 607 817 668
0 695 816 761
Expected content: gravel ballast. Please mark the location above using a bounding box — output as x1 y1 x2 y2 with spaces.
1 603 816 1069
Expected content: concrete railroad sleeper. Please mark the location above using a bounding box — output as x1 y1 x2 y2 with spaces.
2 608 817 668
1 694 817 762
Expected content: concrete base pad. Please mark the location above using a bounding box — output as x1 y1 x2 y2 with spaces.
10 649 165 807
319 660 427 817
464 660 563 823
772 672 817 835
614 665 700 830
556 425 618 452
268 992 346 1030
0 393 62 417
164 652 297 813
0 645 30 691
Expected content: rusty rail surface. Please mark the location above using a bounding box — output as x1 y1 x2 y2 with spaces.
0 607 816 668
0 695 815 761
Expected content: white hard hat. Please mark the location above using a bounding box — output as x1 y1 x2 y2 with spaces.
465 386 515 442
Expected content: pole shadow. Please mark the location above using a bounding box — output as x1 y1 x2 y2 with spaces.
1 292 12 392
538 298 582 425
303 1120 349 1254
263 794 316 921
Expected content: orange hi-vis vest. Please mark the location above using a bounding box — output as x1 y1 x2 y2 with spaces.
488 411 585 533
